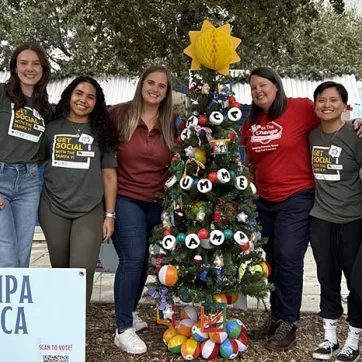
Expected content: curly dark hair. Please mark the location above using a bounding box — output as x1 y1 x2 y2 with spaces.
53 76 118 153
5 41 52 121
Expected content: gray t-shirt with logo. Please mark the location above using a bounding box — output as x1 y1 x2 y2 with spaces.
39 118 118 218
309 122 362 223
0 83 45 163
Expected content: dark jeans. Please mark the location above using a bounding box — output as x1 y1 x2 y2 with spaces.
256 188 314 322
310 217 362 328
113 195 163 331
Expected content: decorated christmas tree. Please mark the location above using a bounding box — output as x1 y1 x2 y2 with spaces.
147 20 272 359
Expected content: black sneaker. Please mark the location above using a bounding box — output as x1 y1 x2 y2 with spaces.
313 340 340 360
336 346 360 362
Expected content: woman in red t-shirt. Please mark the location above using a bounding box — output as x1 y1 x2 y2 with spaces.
108 65 175 355
241 67 320 352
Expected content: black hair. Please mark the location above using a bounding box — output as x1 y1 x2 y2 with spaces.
313 81 348 104
53 76 118 153
247 67 287 125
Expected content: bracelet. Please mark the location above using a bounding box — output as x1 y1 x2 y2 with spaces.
105 212 116 219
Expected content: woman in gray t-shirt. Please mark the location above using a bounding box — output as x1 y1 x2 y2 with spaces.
38 76 118 307
309 81 362 362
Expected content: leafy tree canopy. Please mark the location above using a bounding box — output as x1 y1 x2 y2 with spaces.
1 0 361 83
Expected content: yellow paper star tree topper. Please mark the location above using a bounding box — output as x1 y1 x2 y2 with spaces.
183 20 241 76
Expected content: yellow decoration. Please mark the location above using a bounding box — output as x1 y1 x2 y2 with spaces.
191 201 207 215
194 147 206 165
184 20 241 75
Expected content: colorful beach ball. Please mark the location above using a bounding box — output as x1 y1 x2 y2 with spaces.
191 321 208 343
235 332 248 354
180 306 198 322
225 293 239 304
209 331 228 344
201 339 219 359
226 319 244 339
163 327 179 345
219 338 239 359
213 294 227 304
158 265 178 286
176 318 194 337
168 334 187 354
181 338 201 360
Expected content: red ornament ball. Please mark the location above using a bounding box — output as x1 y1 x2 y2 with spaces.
176 135 182 145
227 131 236 140
208 172 218 183
163 229 171 236
197 228 209 239
198 114 208 126
228 96 236 103
230 101 241 108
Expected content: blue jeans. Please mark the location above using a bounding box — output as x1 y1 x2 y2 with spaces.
113 195 163 331
0 163 40 267
256 188 314 322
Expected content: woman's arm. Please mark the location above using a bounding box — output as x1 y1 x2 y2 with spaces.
0 194 4 210
244 152 255 181
102 168 117 242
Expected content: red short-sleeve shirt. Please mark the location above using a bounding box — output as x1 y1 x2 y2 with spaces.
241 98 320 202
109 103 174 202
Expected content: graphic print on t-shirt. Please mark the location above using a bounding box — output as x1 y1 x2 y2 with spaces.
250 121 283 153
52 133 94 169
8 104 45 142
311 145 343 181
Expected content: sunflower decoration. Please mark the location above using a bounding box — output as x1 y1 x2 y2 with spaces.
183 20 241 75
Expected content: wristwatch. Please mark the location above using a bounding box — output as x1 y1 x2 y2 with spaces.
105 212 116 219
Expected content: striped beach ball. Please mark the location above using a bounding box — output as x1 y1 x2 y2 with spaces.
200 339 219 359
213 294 227 304
225 293 239 304
181 338 201 360
226 319 243 339
176 318 194 337
219 338 239 359
180 306 198 322
158 265 178 286
235 332 248 354
209 331 228 344
168 334 187 354
191 321 208 343
163 327 179 345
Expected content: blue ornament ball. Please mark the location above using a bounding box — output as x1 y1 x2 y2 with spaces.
176 233 186 243
223 229 233 240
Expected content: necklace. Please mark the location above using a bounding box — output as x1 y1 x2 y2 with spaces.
320 121 345 144
68 120 87 136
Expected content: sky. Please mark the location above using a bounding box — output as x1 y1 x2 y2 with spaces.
343 0 362 14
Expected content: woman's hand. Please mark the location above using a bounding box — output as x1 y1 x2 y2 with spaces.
353 119 362 137
103 217 114 242
0 194 5 210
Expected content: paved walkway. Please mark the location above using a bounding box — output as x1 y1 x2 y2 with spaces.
30 241 348 312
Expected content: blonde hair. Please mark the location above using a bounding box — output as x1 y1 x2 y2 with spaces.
116 65 174 149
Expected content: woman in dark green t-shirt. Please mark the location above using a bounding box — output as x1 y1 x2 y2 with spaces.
0 42 52 268
38 76 118 306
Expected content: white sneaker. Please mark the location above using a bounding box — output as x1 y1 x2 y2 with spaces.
114 328 147 354
133 311 148 332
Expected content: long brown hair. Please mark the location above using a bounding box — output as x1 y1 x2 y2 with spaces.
115 65 174 150
4 42 52 121
248 67 287 125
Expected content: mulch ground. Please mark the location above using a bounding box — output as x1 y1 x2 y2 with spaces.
86 303 350 362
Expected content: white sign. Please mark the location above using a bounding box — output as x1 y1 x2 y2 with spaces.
0 268 86 362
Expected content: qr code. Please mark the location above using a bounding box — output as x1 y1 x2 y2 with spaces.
42 355 69 362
